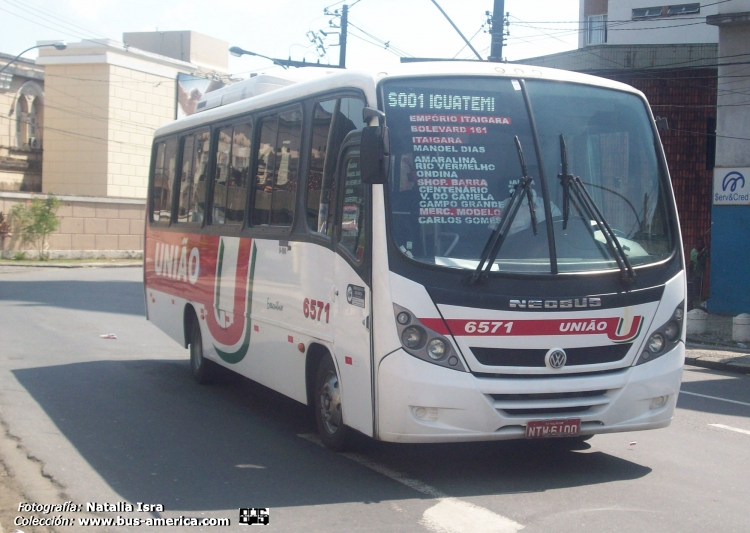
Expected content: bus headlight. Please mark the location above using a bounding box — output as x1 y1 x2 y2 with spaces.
402 326 425 349
664 321 680 342
393 304 466 372
396 312 411 325
636 301 684 365
426 338 447 360
647 332 665 354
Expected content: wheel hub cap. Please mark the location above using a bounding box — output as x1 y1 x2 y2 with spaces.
319 371 341 434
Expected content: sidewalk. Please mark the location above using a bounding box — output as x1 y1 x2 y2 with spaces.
686 313 750 374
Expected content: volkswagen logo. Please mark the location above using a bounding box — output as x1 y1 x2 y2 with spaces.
545 348 567 369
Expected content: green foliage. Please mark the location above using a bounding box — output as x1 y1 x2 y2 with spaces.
10 195 62 260
12 251 27 261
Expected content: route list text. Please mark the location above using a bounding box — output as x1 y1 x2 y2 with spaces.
388 90 511 225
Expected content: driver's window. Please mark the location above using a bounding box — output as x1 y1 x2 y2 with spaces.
338 155 366 262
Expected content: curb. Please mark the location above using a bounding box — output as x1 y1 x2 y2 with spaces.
685 343 750 374
685 356 750 374
0 261 142 269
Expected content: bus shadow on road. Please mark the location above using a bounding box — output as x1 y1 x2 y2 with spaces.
13 359 651 511
0 280 145 315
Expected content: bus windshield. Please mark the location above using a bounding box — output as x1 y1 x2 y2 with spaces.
383 77 673 274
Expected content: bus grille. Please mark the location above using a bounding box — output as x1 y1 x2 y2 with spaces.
488 389 611 417
471 344 631 367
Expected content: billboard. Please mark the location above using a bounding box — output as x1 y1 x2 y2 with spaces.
176 73 225 119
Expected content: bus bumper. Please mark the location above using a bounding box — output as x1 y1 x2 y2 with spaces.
376 345 684 443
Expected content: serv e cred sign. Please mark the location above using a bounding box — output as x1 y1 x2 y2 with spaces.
714 168 750 205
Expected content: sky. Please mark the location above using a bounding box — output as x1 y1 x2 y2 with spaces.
0 0 581 77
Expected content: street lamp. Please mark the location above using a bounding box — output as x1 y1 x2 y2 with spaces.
0 42 67 76
229 46 290 69
229 45 342 70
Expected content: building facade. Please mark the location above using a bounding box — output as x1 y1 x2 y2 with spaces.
0 31 230 258
523 44 718 287
706 1 750 314
579 0 718 47
0 53 45 192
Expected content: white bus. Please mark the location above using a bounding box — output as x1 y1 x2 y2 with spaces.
144 62 686 450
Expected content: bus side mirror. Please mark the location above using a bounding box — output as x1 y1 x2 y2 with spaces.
361 126 390 185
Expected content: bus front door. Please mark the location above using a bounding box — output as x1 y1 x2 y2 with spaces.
332 148 373 437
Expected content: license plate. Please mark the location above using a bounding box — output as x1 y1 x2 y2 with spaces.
525 418 581 438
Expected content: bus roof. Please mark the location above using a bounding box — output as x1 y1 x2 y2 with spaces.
154 61 643 138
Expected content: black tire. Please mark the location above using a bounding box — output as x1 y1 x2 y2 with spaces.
314 355 351 451
189 314 213 384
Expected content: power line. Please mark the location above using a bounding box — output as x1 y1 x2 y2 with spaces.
453 21 488 59
671 128 750 142
347 19 414 57
2 0 113 42
347 31 405 58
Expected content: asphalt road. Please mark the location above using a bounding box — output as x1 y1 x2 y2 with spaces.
0 266 748 533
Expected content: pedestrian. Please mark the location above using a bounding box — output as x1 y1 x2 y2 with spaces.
689 236 708 309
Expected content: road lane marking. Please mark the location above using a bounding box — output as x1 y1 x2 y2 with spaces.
679 391 750 408
298 434 524 533
709 424 750 437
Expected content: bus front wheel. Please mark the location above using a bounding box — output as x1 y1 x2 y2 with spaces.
315 355 351 451
189 315 213 384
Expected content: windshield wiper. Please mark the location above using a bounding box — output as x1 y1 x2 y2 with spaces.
467 136 538 285
557 134 636 284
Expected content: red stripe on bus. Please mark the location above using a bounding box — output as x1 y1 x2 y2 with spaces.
419 316 643 342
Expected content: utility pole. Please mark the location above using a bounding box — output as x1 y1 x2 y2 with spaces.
339 4 348 68
488 0 505 62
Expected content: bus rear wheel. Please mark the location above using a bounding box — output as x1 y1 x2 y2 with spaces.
315 355 351 451
189 314 213 384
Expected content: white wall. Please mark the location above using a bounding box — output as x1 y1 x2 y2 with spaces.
580 0 719 46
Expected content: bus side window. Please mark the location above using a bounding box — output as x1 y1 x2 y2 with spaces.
253 108 302 227
339 155 366 261
188 130 210 224
151 138 177 224
271 109 302 225
253 117 278 226
226 122 252 225
212 127 233 225
177 135 195 223
150 142 166 222
307 97 366 236
162 139 177 223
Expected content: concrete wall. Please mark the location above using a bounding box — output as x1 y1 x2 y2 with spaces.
42 63 111 197
0 191 145 259
106 64 176 198
123 31 229 72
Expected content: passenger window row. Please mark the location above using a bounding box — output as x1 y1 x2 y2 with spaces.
150 96 366 234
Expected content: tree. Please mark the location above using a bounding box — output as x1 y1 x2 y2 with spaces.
10 195 62 260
